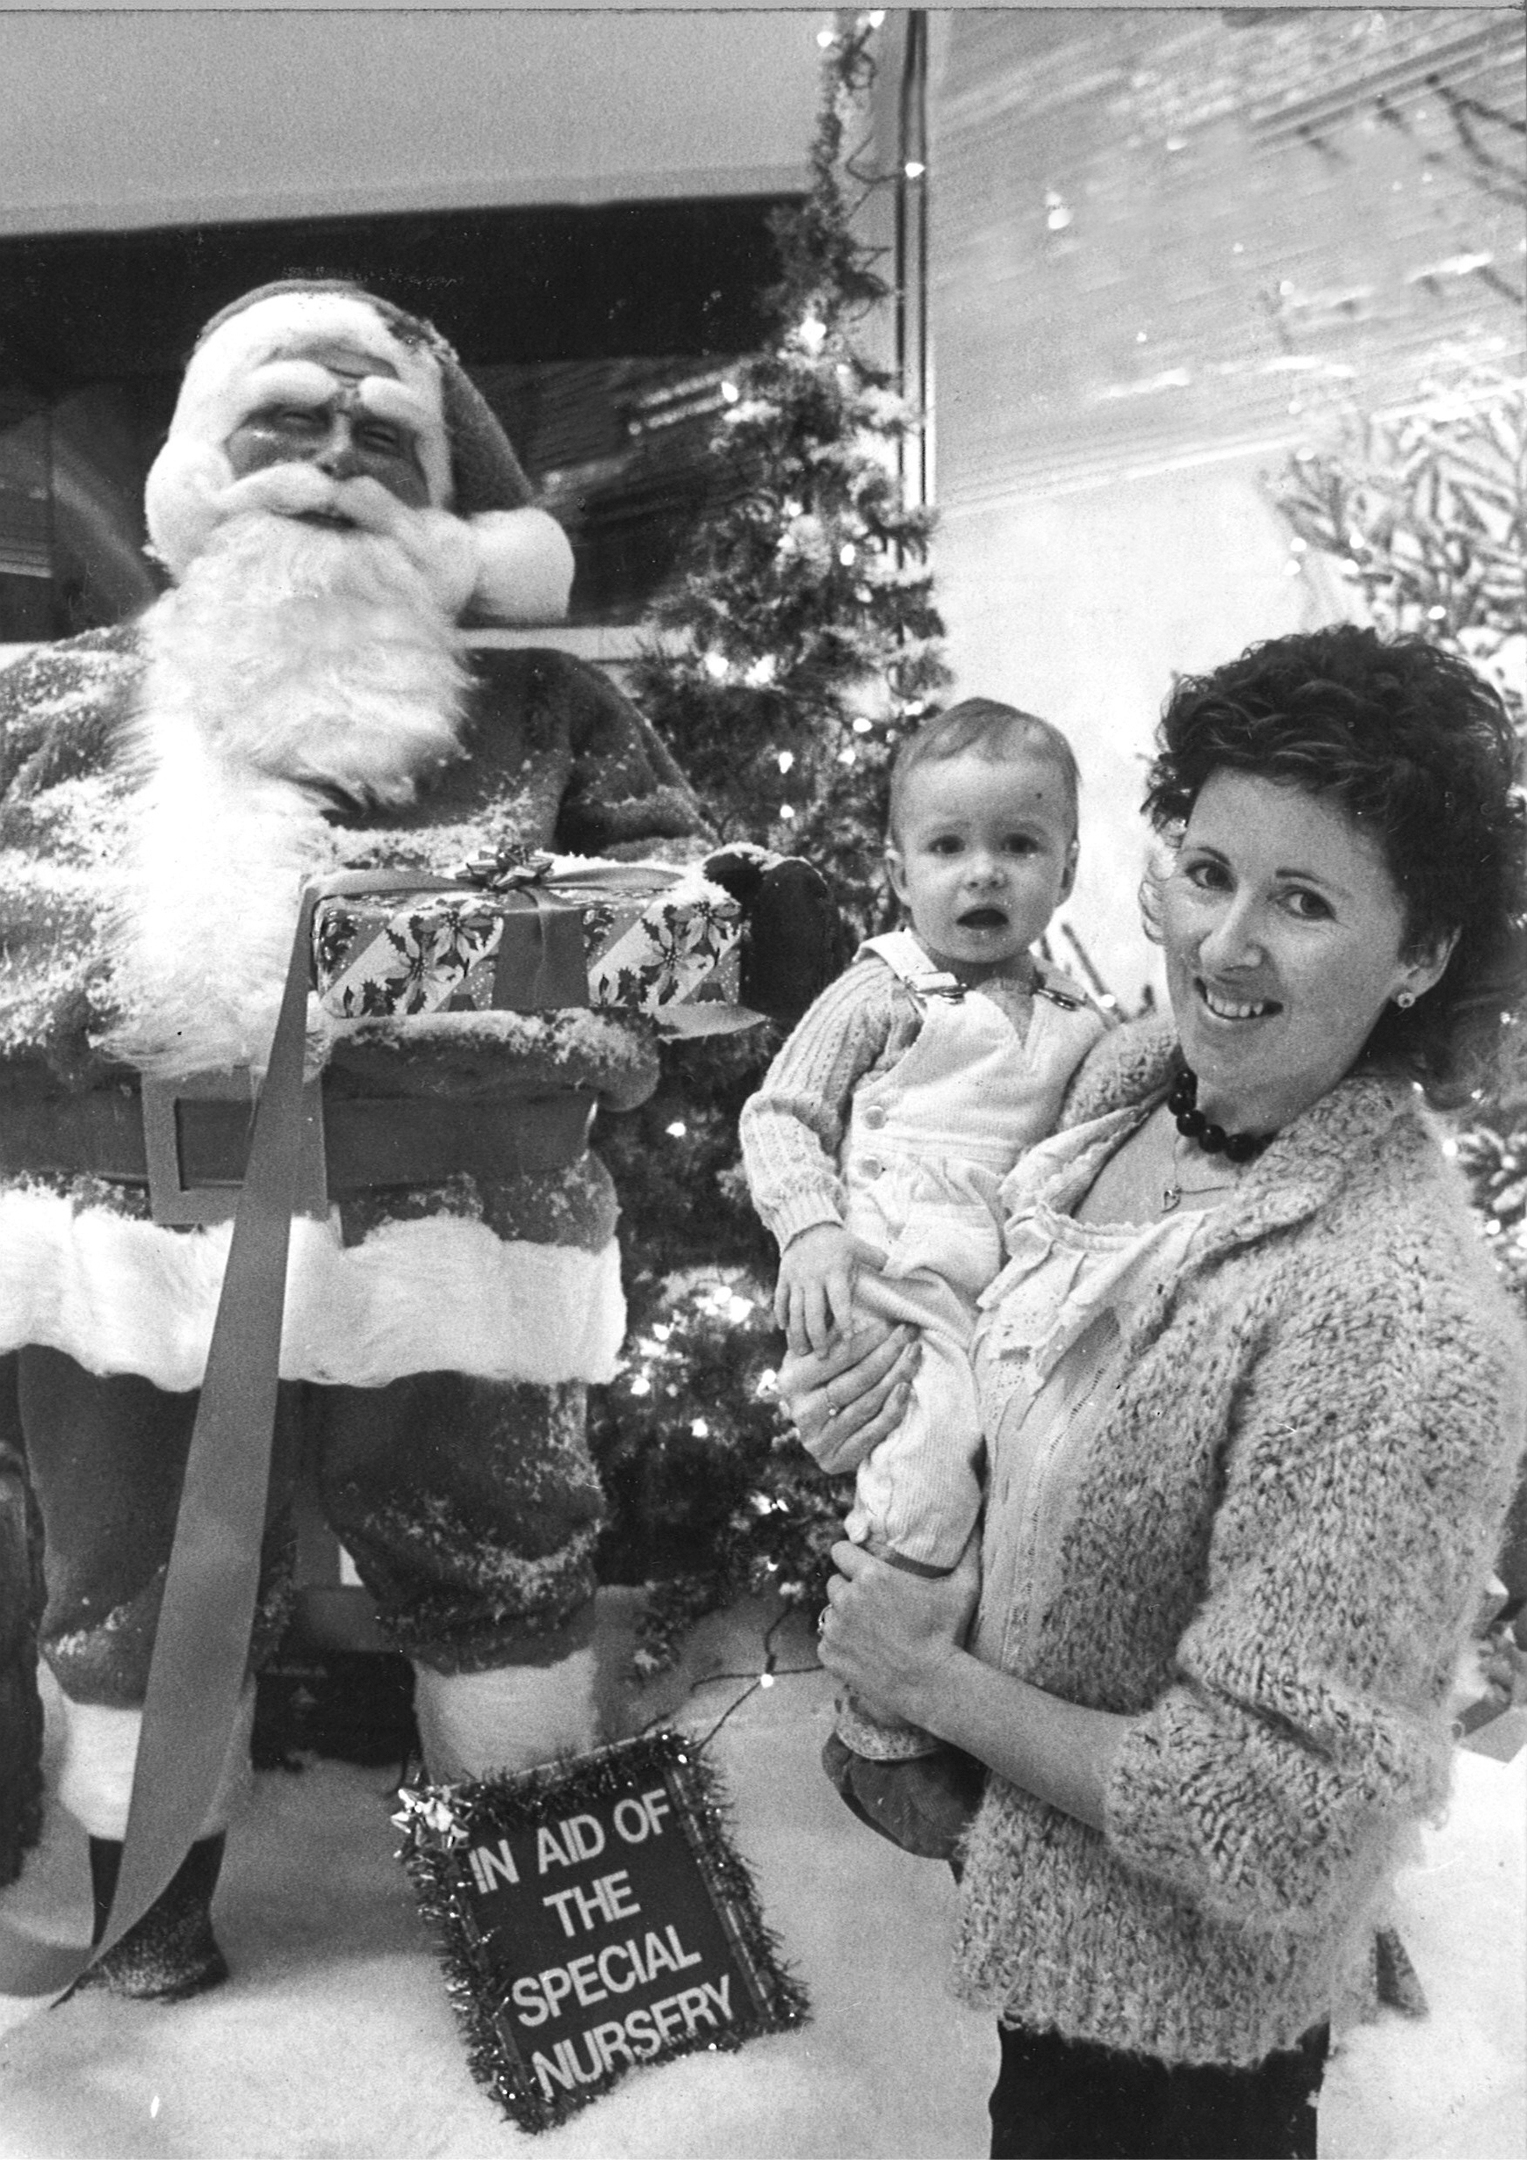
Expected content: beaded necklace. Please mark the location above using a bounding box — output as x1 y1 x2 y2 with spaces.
1160 1067 1277 1213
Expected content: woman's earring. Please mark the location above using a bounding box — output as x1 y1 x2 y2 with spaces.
1395 988 1417 1010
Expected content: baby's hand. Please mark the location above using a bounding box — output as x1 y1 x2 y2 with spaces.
775 1224 860 1355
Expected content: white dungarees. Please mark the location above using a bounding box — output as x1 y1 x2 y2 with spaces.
842 931 1104 1573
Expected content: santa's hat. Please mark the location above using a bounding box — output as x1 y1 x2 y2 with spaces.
143 279 574 623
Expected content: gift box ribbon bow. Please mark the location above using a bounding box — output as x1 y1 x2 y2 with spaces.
450 849 681 899
454 847 558 889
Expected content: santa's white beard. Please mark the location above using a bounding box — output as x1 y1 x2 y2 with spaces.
105 487 473 1078
150 474 473 803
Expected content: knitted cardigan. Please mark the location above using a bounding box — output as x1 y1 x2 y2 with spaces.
951 1018 1527 2067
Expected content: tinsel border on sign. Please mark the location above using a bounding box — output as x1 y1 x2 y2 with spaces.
394 1726 811 2133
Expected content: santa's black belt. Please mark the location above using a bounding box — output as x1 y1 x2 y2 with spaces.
0 1081 595 1223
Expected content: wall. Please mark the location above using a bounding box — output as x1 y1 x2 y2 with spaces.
925 6 1525 1004
937 463 1355 1002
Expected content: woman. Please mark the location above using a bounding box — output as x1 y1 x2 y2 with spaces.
788 626 1526 2160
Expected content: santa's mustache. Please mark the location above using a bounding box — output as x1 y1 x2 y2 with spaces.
205 463 477 616
214 461 416 537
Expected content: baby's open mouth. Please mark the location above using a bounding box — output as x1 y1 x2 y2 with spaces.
958 908 1009 930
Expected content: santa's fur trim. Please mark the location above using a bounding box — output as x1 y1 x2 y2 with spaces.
0 1187 625 1389
468 508 576 623
164 290 452 498
55 1688 255 1838
143 438 240 582
414 1657 598 1779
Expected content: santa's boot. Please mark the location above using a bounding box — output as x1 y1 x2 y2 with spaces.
79 1834 229 2002
412 1615 600 1782
0 1448 44 1888
57 1686 252 2001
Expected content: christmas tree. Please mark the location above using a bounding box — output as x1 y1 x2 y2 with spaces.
591 13 949 1669
1268 366 1527 1659
626 15 948 923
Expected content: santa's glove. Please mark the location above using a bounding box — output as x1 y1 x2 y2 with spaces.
702 847 849 1027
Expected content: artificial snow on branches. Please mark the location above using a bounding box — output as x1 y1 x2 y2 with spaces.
1270 365 1526 731
1268 362 1527 1312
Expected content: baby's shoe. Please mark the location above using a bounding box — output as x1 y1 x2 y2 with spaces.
822 1732 985 1860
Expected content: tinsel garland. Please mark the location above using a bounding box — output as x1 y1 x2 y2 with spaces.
394 1727 810 2132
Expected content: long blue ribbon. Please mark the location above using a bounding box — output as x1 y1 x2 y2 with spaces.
0 891 317 1998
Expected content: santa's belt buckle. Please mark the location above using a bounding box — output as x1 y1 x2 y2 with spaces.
142 1068 328 1226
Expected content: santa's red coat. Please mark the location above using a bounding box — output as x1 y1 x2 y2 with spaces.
0 623 713 1394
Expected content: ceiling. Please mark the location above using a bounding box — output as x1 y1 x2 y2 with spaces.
0 10 828 238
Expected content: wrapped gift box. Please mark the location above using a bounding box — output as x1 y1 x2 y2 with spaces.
311 855 754 1034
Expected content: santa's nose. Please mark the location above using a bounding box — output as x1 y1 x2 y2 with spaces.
313 414 365 478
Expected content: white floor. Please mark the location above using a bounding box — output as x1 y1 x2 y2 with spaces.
0 1607 1521 2160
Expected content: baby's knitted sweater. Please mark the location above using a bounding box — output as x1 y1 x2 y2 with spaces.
951 1019 1527 2067
740 946 1098 1252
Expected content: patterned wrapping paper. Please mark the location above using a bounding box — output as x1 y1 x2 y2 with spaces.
311 854 758 1036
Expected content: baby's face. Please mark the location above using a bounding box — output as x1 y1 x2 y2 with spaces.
885 749 1077 980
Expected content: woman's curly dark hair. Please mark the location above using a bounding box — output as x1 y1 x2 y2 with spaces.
1143 624 1526 1105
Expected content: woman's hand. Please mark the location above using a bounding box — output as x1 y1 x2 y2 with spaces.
819 1535 1130 1830
817 1534 980 1730
778 1320 920 1475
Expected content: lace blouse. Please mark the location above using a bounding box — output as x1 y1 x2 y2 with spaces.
971 1108 1213 1679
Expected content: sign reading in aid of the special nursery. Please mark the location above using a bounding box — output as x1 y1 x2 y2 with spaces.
394 1730 809 2131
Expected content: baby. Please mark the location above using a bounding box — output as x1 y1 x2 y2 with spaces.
740 699 1109 1761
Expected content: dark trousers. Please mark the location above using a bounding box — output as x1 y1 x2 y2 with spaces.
0 1358 44 1880
988 2020 1328 2160
15 1346 604 1701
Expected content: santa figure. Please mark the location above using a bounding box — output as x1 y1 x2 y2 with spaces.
0 280 828 1997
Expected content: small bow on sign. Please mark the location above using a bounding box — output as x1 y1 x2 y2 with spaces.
391 1784 471 1851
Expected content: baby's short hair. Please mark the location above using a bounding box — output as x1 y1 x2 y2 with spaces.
888 699 1080 844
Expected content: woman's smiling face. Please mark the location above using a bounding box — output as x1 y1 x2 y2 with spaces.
1162 769 1452 1133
